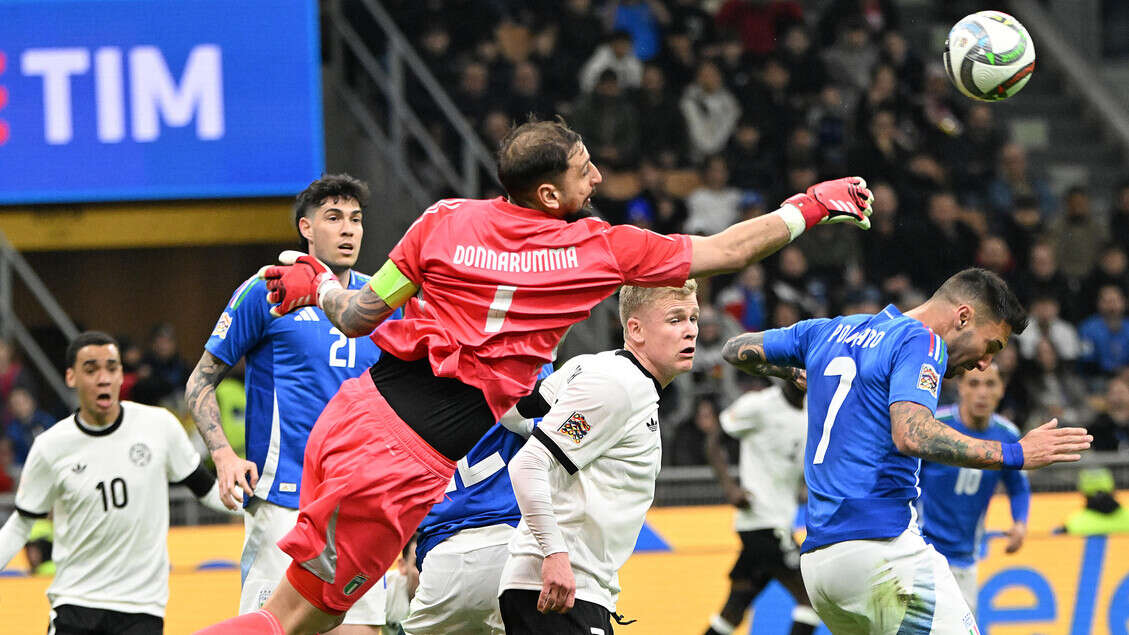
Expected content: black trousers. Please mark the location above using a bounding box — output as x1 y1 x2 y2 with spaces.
50 604 163 635
500 589 615 635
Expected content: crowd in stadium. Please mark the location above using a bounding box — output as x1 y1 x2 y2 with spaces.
378 0 1129 463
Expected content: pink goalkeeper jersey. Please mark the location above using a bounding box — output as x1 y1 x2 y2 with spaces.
372 197 693 419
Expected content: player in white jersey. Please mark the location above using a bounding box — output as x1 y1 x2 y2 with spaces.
0 331 235 634
722 269 1091 634
498 280 699 634
702 381 821 635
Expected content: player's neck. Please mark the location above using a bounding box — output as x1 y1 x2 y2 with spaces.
903 302 954 338
624 343 674 388
959 404 990 431
77 404 121 429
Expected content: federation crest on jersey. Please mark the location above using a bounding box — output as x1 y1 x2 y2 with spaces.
557 411 590 444
917 363 940 398
211 312 233 340
129 443 152 467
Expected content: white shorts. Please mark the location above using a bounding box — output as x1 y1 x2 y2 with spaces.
799 528 977 635
948 562 978 616
402 523 514 635
239 499 387 625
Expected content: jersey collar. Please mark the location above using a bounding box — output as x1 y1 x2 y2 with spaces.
615 349 663 396
73 405 124 437
492 196 560 221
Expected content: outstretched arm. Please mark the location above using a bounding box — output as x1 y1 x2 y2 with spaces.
319 285 398 338
890 401 1092 469
722 332 806 391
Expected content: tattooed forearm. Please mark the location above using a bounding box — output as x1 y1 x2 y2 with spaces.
722 333 803 385
321 286 396 337
890 401 1002 468
186 351 234 454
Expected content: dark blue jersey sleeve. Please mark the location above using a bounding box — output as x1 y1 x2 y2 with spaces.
204 276 270 366
888 327 947 413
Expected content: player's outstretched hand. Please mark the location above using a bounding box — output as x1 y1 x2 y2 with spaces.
539 552 576 614
212 446 259 510
783 177 874 231
1005 522 1026 554
1018 419 1092 469
725 485 752 510
261 251 342 317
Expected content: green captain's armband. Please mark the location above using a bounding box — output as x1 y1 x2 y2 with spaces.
368 260 418 308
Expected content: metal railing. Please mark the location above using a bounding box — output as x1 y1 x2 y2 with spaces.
322 0 498 204
0 231 79 409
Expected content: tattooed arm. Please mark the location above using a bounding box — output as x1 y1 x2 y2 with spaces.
186 351 258 509
319 285 400 338
722 332 807 391
890 401 1092 469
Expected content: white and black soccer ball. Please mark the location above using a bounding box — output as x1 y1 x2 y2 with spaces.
943 10 1036 101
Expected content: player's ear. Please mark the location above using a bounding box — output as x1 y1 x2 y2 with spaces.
298 215 314 244
65 367 76 388
535 183 560 211
957 304 974 329
625 316 644 344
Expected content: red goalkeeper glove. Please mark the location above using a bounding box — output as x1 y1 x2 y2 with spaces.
261 251 343 318
783 176 874 232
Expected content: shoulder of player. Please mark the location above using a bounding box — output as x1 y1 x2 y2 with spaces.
562 352 647 402
121 401 183 431
890 320 947 358
225 273 269 311
989 414 1022 440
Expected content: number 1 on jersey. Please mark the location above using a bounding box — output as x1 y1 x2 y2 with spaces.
485 285 516 333
813 356 857 464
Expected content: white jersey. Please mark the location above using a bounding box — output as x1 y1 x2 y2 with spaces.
720 385 807 532
501 350 663 612
14 402 202 616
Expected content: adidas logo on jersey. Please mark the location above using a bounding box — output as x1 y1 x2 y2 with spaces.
646 418 658 432
71 463 86 473
292 307 320 322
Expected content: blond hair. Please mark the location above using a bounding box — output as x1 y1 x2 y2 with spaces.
619 279 699 326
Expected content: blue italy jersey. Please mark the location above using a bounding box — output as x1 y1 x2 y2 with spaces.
765 304 948 552
205 271 400 508
918 406 1030 567
414 363 555 570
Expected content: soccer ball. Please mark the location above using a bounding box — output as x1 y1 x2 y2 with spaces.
943 10 1036 101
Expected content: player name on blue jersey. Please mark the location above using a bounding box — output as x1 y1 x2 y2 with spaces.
764 305 948 552
205 271 399 508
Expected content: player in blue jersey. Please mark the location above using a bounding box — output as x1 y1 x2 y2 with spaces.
722 268 1091 634
918 364 1030 616
401 362 554 635
186 174 401 633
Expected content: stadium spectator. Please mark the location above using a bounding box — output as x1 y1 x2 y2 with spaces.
714 34 759 98
607 0 669 62
624 160 687 233
671 394 725 467
1080 244 1129 315
779 24 828 102
529 25 580 110
668 0 716 47
506 61 554 122
1049 185 1109 283
1015 295 1081 362
685 155 741 236
690 307 743 407
859 182 915 298
0 339 35 416
715 0 803 57
681 60 742 161
132 323 190 407
5 386 54 465
636 64 687 168
719 264 770 332
570 69 640 169
1061 468 1129 535
453 60 499 131
879 30 924 96
579 30 642 93
742 56 796 156
725 118 778 193
821 19 879 100
770 247 827 318
907 191 980 292
655 27 699 94
986 142 1056 220
808 84 850 175
1079 284 1129 378
847 109 909 195
0 438 13 493
1021 338 1092 430
998 195 1045 269
956 104 1010 204
916 63 965 146
1089 375 1129 452
557 0 604 71
1014 241 1075 313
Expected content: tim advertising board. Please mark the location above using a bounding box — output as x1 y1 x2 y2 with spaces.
0 0 324 203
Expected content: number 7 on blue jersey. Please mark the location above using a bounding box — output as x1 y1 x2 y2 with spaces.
813 356 856 464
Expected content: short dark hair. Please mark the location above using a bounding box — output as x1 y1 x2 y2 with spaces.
293 174 370 250
66 331 119 368
496 118 583 203
934 268 1028 334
